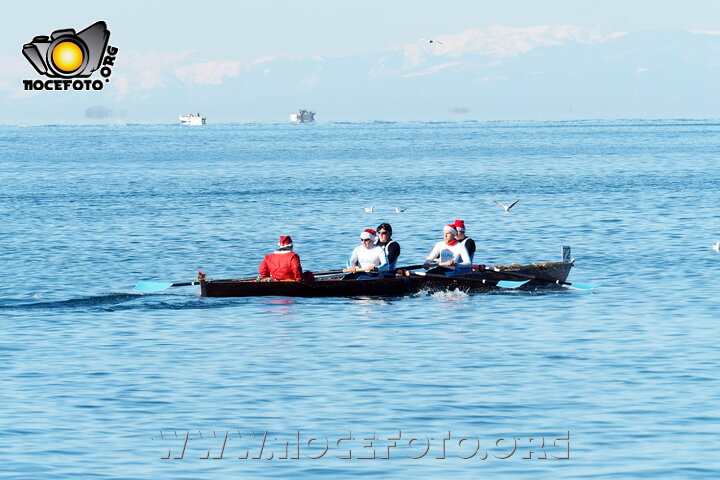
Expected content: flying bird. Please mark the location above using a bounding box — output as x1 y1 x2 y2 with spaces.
429 39 443 45
494 199 520 213
363 206 374 213
394 207 406 213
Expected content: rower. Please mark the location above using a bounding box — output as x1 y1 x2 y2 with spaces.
375 222 400 275
344 228 389 279
258 235 303 281
422 224 472 275
454 219 476 264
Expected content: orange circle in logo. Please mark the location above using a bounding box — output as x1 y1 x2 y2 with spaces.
51 41 83 73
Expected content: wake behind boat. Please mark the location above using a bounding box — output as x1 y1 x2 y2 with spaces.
199 261 575 298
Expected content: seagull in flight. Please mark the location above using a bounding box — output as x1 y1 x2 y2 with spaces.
394 207 406 213
494 199 520 213
363 206 374 213
429 39 443 45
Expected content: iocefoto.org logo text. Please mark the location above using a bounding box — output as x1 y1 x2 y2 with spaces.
22 21 118 91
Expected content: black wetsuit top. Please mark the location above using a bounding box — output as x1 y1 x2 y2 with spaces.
376 239 400 270
459 237 476 263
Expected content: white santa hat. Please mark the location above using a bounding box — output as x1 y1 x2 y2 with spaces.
360 228 377 241
443 224 458 235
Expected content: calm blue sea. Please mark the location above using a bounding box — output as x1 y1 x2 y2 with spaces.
1 120 718 479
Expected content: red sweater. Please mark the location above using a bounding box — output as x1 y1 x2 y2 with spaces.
258 251 303 281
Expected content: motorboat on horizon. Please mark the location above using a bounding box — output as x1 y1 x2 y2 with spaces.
289 109 315 123
179 113 206 126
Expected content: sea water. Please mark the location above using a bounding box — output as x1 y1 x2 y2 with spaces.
0 120 718 479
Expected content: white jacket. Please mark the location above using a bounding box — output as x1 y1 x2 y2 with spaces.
347 245 389 271
426 241 471 272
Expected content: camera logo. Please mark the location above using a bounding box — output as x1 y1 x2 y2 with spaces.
22 21 118 91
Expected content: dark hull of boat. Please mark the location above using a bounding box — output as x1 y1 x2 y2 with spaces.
200 261 573 298
482 261 573 285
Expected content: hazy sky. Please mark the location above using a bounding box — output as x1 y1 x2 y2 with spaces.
4 0 719 56
2 1 719 123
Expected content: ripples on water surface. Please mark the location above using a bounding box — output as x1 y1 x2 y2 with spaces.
1 120 719 479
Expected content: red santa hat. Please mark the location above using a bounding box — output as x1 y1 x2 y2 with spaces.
360 228 377 241
454 219 466 232
443 224 458 235
278 235 293 248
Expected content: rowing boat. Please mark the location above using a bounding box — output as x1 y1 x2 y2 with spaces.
199 261 573 298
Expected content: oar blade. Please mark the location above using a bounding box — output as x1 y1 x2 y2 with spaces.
567 282 598 290
134 281 174 292
496 279 529 289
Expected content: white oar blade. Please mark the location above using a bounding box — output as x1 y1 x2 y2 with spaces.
567 282 598 290
134 281 173 292
496 279 529 289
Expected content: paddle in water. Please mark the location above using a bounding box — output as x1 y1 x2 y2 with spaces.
134 271 208 293
414 271 529 289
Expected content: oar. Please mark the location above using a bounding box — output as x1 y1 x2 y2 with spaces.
413 271 529 289
483 267 598 290
396 264 426 271
134 279 207 292
315 264 427 276
134 273 248 292
313 269 352 276
134 281 175 292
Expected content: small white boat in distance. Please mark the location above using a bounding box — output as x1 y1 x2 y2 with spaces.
179 113 206 126
289 109 315 123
